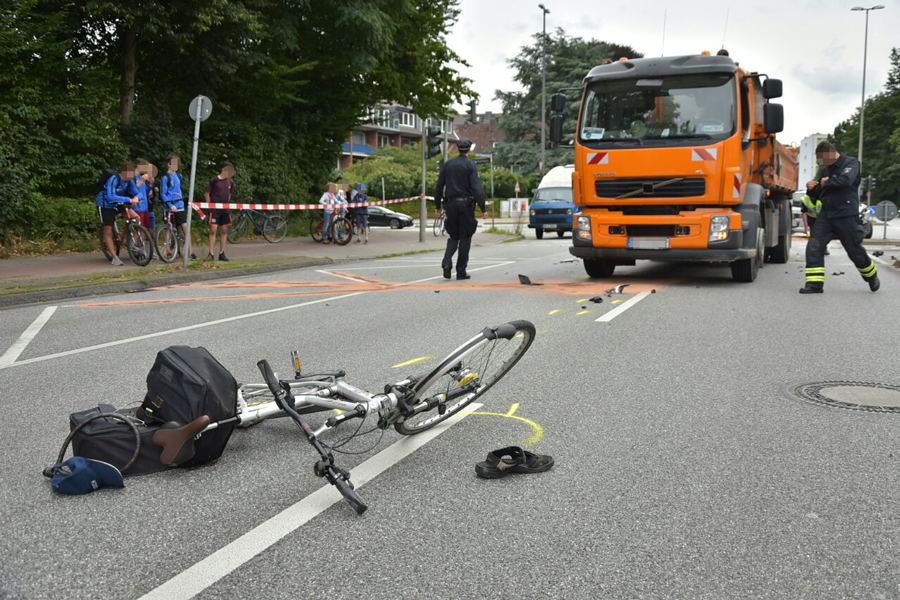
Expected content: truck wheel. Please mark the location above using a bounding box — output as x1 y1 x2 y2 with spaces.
556 230 565 238
584 258 615 278
766 234 790 264
731 229 763 282
535 228 543 239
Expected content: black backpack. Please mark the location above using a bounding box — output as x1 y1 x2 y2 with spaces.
139 346 238 467
95 170 117 195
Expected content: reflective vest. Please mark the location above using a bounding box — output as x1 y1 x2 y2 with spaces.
801 194 822 219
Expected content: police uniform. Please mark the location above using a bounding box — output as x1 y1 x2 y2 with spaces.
802 154 879 293
434 140 485 279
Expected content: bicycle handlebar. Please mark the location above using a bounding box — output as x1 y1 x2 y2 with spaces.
257 360 287 408
329 468 368 515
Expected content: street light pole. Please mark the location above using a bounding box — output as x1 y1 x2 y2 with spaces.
851 4 885 170
539 3 550 177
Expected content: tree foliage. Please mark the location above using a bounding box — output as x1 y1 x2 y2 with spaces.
0 0 473 244
833 47 900 205
494 27 642 173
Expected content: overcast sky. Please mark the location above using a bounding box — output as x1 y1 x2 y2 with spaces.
446 0 899 145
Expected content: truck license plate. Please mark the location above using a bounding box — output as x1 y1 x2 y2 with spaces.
628 238 669 250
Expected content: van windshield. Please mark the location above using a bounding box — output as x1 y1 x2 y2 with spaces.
534 187 573 202
579 73 736 148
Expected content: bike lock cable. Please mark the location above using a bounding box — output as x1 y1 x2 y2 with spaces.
42 412 142 477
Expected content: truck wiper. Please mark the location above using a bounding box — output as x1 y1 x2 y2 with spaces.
645 133 714 140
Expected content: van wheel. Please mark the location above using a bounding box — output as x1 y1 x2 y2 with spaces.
731 228 763 282
556 230 565 238
535 228 543 239
584 258 615 278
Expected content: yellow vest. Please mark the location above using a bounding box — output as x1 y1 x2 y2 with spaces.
801 194 821 219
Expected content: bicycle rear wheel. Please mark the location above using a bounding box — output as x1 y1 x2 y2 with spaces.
156 226 179 262
127 224 154 267
394 320 536 435
332 217 352 245
263 214 287 243
228 213 249 243
309 216 324 242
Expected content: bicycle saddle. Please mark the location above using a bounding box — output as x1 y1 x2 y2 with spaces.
152 415 211 467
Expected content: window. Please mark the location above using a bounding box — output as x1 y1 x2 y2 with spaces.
350 132 365 145
399 112 417 128
378 134 391 147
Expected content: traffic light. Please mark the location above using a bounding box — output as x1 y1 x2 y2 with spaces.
426 126 442 159
869 176 877 190
467 99 477 122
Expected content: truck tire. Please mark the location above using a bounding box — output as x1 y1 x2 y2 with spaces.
584 258 615 278
731 228 763 282
535 228 543 239
764 197 791 264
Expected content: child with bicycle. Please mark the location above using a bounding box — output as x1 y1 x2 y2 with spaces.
206 162 236 261
160 154 193 259
319 182 338 243
353 183 370 244
97 162 140 266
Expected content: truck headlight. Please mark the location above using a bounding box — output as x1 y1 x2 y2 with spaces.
709 215 730 242
576 215 592 241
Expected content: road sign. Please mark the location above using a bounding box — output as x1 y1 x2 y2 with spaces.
874 200 898 222
188 95 213 122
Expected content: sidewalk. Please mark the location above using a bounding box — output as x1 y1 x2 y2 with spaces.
0 226 517 307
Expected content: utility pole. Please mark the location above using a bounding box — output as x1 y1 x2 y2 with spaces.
851 4 885 170
539 3 550 177
420 116 427 242
490 141 496 229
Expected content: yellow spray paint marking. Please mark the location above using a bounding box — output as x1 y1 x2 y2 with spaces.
611 299 623 305
548 309 562 315
470 403 543 445
576 298 589 303
333 409 344 415
576 309 591 316
391 355 433 369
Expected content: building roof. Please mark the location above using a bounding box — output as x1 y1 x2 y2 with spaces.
452 119 506 155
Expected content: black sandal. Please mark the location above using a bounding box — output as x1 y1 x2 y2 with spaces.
474 446 554 479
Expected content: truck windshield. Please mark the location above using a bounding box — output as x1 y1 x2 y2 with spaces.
534 187 573 202
579 73 736 147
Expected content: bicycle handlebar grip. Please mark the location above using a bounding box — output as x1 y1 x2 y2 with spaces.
332 475 368 515
256 360 283 402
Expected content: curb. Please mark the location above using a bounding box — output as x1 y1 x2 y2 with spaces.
0 257 333 309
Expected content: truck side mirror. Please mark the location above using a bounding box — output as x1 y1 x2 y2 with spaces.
549 113 564 144
763 78 782 99
764 103 783 134
550 92 566 113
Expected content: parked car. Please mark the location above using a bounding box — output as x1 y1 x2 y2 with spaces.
367 205 414 229
791 191 804 231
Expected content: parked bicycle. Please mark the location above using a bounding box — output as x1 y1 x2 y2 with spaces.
309 208 352 245
156 210 186 263
98 205 154 266
433 211 447 237
228 208 288 243
154 320 536 515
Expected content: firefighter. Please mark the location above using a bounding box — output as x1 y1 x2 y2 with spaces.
800 192 828 255
433 139 486 280
800 141 879 294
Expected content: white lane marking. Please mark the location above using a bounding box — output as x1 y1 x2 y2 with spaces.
314 269 368 283
0 306 57 367
138 403 483 600
0 261 515 371
595 292 651 322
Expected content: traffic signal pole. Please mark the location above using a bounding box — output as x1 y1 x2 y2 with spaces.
420 118 427 243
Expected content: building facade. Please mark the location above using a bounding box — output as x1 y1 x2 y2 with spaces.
797 133 828 190
339 104 453 170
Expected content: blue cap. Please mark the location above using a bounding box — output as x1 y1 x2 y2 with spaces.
356 183 367 192
50 457 125 495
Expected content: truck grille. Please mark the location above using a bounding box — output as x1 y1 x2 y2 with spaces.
626 225 676 237
535 208 569 215
596 177 705 198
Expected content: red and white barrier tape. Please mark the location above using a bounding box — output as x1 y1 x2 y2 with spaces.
196 196 433 211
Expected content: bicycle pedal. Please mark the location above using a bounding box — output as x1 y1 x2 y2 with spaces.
438 403 447 416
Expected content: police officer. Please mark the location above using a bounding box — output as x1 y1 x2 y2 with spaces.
800 191 828 255
434 139 486 280
800 141 879 294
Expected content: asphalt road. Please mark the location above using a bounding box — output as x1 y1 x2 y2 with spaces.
0 235 897 599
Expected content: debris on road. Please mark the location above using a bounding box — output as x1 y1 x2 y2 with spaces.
589 296 603 303
872 250 884 257
604 284 630 296
831 271 845 276
557 259 577 263
518 274 543 286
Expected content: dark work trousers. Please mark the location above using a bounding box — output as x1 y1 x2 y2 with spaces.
805 214 877 288
442 199 477 275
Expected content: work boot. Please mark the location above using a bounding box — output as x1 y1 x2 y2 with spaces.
868 275 880 292
799 284 823 294
218 253 229 262
457 273 471 280
443 267 451 279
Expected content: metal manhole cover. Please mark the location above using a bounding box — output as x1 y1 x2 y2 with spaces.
791 381 900 414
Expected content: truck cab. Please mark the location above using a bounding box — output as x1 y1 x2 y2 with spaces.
528 165 577 239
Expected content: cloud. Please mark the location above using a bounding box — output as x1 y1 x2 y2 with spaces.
792 64 878 97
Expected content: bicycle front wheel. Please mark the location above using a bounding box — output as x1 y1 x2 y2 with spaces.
309 216 324 243
228 214 249 243
394 320 536 435
332 217 352 245
156 226 179 263
127 224 154 267
263 214 287 243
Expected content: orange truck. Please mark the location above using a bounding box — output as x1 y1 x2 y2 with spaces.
551 53 798 281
